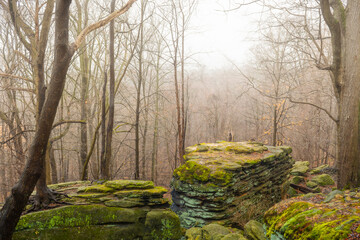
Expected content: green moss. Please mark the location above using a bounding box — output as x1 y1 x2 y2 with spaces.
311 174 335 186
225 145 254 154
265 201 313 237
105 180 154 190
48 181 91 190
196 145 209 152
210 170 233 186
290 176 305 185
16 205 145 231
145 210 182 240
114 186 168 199
77 184 115 193
14 224 145 240
280 209 323 239
174 160 211 183
306 181 318 189
75 193 108 199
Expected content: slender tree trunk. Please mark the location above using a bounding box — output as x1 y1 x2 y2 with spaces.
103 0 116 180
272 105 277 146
135 0 145 180
100 71 108 179
151 42 161 183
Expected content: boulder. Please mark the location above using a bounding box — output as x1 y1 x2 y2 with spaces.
203 223 231 239
309 164 329 175
171 141 293 228
289 176 304 184
311 174 335 186
244 220 266 240
305 181 318 189
290 161 309 176
221 233 248 240
185 227 211 240
185 224 248 240
14 180 180 240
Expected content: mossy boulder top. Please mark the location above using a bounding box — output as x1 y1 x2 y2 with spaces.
264 190 360 239
175 141 291 186
15 180 181 240
40 180 169 208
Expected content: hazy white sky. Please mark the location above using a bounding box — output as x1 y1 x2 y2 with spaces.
187 0 261 69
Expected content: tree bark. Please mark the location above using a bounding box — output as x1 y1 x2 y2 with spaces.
337 0 360 188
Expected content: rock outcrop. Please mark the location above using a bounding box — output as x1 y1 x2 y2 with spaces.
170 141 293 228
14 180 182 240
264 190 360 239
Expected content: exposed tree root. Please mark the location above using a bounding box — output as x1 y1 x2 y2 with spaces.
26 187 71 213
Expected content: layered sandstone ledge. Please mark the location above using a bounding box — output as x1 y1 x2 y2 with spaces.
170 141 293 228
13 180 182 240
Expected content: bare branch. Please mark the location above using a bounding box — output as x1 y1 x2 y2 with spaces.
288 97 338 123
71 0 137 52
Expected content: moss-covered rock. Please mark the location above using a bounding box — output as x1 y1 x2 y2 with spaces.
310 164 330 175
105 180 154 190
172 141 293 228
185 224 247 240
77 184 115 193
311 174 335 186
145 210 182 240
16 205 145 231
202 223 231 239
185 227 211 240
15 180 179 240
291 161 309 176
244 220 266 240
306 181 318 189
175 160 211 184
114 186 168 199
221 233 248 240
264 191 360 239
290 176 305 185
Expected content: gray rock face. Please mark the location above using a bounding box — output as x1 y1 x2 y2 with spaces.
171 141 293 228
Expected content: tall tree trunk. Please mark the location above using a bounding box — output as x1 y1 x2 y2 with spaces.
103 0 116 180
337 1 360 188
151 42 161 183
100 71 108 179
76 0 90 180
135 0 145 180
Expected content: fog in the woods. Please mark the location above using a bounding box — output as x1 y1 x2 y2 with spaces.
0 0 353 203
